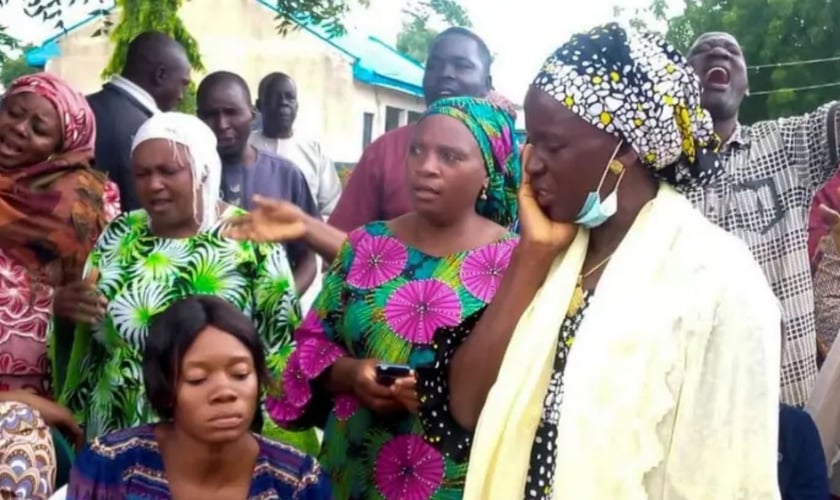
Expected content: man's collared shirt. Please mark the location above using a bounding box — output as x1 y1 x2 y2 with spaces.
109 75 159 115
685 102 840 406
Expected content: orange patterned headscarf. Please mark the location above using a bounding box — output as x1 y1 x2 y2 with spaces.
0 72 109 285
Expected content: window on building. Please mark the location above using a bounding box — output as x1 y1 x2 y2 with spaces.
385 106 403 131
362 112 374 149
407 111 423 123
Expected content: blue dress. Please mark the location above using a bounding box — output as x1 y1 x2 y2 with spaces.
66 424 331 499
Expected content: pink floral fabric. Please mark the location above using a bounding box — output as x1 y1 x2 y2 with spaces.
384 280 462 344
102 181 121 223
267 221 518 499
375 435 445 500
0 185 120 395
0 249 53 395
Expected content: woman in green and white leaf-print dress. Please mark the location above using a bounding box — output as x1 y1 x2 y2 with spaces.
50 112 318 454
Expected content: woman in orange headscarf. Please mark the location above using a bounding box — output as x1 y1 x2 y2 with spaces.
0 72 118 500
0 72 119 396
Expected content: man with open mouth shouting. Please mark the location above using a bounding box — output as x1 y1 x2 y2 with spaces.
685 31 840 408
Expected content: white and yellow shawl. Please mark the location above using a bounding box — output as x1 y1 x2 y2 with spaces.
464 185 781 500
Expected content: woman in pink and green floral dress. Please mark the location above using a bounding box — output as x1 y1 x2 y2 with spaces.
262 97 521 499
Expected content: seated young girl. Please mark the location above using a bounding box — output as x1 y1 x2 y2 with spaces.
66 295 331 500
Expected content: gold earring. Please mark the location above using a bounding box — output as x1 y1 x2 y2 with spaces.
608 159 624 175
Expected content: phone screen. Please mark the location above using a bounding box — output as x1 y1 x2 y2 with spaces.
375 363 411 386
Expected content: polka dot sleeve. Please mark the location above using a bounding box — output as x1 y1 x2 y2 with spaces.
414 307 485 463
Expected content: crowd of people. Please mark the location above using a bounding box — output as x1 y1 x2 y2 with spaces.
0 16 839 500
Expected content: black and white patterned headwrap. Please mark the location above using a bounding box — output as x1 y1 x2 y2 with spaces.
532 23 722 189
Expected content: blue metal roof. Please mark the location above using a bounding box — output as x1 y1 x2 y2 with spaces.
25 0 425 97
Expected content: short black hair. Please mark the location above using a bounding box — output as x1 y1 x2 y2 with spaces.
688 31 743 58
431 27 493 72
123 31 185 78
257 72 294 101
197 71 252 105
143 295 270 430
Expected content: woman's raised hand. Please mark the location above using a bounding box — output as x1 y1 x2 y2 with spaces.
223 195 307 243
518 144 577 253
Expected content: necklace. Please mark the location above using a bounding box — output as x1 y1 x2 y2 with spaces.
567 254 613 316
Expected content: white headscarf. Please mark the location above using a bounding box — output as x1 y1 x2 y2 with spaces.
131 112 222 230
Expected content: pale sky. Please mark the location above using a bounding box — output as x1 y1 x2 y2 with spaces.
1 0 676 103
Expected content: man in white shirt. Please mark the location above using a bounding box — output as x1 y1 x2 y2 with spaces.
250 73 342 218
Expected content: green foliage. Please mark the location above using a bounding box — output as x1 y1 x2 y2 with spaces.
1 0 367 37
4 0 368 112
98 2 202 80
396 0 472 63
397 16 436 63
272 0 369 37
90 0 202 113
179 80 197 113
0 0 201 111
0 44 39 87
0 24 19 66
624 0 840 122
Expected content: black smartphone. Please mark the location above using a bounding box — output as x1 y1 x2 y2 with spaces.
375 363 412 386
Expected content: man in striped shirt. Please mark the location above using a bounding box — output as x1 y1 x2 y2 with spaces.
687 32 840 406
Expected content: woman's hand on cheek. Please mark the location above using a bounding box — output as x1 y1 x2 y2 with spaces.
518 144 577 256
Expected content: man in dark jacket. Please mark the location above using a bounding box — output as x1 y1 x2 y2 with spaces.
87 31 190 211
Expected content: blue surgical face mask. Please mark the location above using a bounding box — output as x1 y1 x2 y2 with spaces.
574 142 626 228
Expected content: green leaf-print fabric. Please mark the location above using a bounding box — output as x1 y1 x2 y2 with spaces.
51 207 317 453
268 222 519 499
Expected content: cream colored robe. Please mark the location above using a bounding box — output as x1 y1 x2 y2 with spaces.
464 185 782 500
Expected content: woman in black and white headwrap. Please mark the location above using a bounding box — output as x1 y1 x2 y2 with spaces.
416 23 782 500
